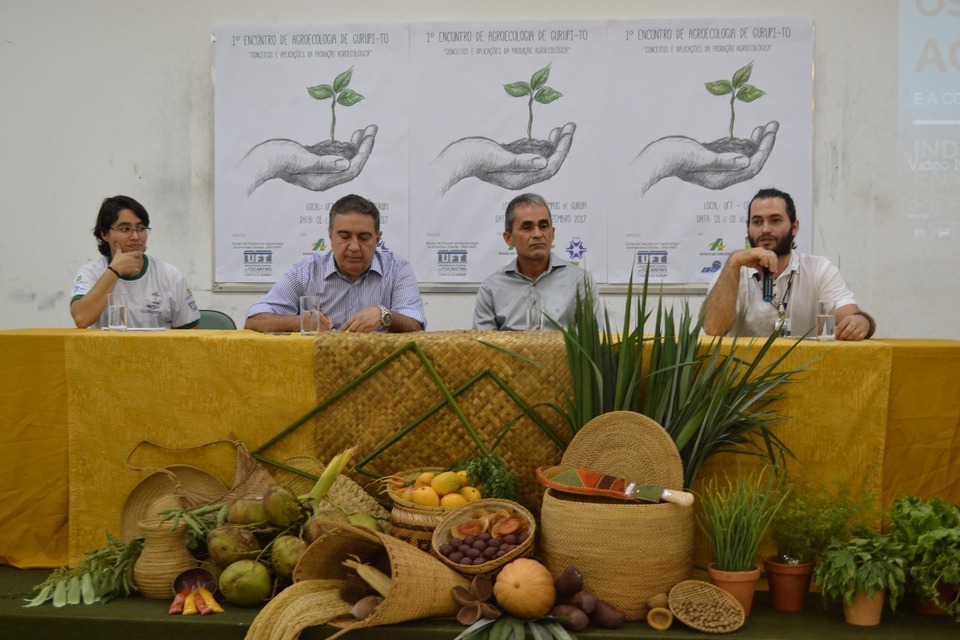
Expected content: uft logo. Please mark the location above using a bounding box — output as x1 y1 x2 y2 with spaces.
636 250 668 265
243 250 272 264
438 250 468 264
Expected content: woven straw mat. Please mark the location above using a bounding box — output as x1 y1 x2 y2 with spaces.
312 331 572 509
561 411 683 490
292 522 469 639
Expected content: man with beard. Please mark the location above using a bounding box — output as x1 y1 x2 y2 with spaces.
702 187 875 340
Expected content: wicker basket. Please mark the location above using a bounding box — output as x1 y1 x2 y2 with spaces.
539 412 694 621
668 580 745 634
431 498 535 575
385 467 449 552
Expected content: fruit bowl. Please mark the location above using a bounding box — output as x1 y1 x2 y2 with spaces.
431 498 535 575
383 467 449 511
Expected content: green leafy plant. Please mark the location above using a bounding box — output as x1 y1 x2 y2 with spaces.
770 478 878 564
814 533 907 610
890 496 960 620
705 61 765 138
504 64 562 140
307 67 365 142
699 469 787 572
495 267 810 489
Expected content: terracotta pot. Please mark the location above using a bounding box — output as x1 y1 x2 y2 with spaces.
707 563 761 616
914 582 958 616
763 556 814 613
843 589 885 626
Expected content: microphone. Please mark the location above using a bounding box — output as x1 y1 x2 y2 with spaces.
761 268 774 303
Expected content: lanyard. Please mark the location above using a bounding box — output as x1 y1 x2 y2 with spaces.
757 270 796 336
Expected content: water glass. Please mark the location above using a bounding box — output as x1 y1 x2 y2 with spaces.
107 292 127 331
525 303 543 331
299 296 321 335
816 300 836 341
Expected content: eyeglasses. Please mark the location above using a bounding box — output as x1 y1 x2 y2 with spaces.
110 225 151 236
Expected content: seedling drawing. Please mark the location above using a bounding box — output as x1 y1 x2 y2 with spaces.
307 67 365 148
504 64 563 146
705 61 765 145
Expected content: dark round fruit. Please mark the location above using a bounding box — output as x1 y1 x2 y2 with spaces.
448 551 464 563
449 537 463 547
478 533 491 541
483 546 498 559
459 544 472 554
439 543 454 555
466 548 482 559
463 535 476 546
472 539 487 550
502 534 518 545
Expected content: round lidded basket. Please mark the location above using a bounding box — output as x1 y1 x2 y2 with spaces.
384 467 449 553
431 498 535 575
668 580 746 634
121 465 229 542
539 411 694 621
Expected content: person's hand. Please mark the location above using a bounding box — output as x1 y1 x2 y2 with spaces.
110 242 143 276
731 247 780 276
243 125 377 194
437 122 576 194
835 313 871 341
309 311 334 332
635 121 778 194
339 306 382 333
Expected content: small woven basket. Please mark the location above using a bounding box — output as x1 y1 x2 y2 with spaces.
668 580 745 634
386 467 448 552
431 498 535 575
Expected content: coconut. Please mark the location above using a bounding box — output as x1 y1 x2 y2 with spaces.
302 509 350 543
270 534 307 580
347 512 381 532
218 559 272 606
207 525 261 568
262 485 301 528
226 497 268 525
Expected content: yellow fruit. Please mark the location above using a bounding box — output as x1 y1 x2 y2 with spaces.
456 470 471 487
411 485 440 507
440 493 468 508
415 471 436 486
458 486 482 502
431 471 461 496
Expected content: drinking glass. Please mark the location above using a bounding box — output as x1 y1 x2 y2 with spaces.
299 296 321 335
816 300 836 341
107 292 127 331
525 302 543 331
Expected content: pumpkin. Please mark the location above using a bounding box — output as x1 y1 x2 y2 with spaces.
493 558 556 619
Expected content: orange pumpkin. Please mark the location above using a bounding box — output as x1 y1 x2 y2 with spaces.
493 558 557 619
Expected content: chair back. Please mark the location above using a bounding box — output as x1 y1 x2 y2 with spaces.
198 309 237 330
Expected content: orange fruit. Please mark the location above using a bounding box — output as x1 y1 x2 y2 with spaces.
431 471 461 496
458 486 482 502
411 485 440 507
440 493 468 508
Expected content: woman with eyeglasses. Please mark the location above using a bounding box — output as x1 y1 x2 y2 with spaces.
70 195 201 329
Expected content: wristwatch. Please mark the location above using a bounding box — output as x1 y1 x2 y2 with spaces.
377 304 393 329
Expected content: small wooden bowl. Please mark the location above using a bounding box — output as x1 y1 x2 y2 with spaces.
431 498 535 575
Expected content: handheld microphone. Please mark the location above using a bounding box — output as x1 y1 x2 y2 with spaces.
762 269 774 303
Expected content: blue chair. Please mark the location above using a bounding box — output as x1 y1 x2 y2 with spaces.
198 309 237 330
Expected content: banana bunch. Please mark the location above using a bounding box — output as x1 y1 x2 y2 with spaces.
24 532 143 607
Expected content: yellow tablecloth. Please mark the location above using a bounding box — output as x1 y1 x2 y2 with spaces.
1 329 958 568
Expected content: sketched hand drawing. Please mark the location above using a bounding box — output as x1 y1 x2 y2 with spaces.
240 125 378 195
633 121 778 195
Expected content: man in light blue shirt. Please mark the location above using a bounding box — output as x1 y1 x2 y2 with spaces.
245 194 426 333
473 193 598 331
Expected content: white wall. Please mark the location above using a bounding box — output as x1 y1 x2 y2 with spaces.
1 1 952 337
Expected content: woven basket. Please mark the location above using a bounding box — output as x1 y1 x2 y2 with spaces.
431 498 535 575
292 522 469 640
275 455 391 533
539 411 693 621
312 331 572 511
668 580 745 634
385 467 448 552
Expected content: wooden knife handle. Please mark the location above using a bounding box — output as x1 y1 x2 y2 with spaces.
660 488 694 507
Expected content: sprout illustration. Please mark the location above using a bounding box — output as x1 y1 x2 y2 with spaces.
504 64 562 140
705 61 765 138
307 68 365 142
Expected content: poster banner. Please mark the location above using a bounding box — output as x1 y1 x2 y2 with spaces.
213 18 812 286
407 21 608 283
214 24 410 283
605 17 813 283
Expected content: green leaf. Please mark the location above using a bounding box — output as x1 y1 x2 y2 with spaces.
732 62 754 88
452 616 498 640
705 80 733 96
337 89 365 107
534 87 562 105
307 84 335 100
23 585 52 607
530 64 552 90
333 67 353 92
504 82 532 97
736 85 766 103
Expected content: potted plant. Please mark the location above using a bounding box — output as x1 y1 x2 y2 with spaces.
699 469 786 616
890 495 960 620
814 532 906 626
764 478 876 612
